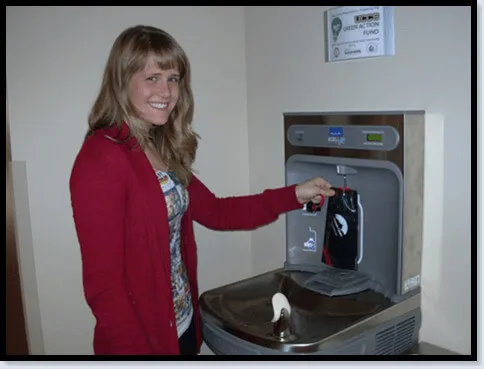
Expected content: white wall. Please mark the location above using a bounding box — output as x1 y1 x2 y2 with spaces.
245 6 471 354
6 6 249 355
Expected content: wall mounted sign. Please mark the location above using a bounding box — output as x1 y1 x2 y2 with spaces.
325 6 395 62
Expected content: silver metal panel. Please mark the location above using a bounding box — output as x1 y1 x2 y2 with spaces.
287 124 400 151
401 113 425 295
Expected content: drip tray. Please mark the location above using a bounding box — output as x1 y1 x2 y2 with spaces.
199 268 394 353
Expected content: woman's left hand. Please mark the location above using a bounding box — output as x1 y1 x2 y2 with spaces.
295 177 336 205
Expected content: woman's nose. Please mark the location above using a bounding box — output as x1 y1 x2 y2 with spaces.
155 79 171 97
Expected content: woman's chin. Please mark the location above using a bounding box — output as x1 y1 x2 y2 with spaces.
150 120 169 127
145 116 170 127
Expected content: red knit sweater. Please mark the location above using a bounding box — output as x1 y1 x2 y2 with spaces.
69 123 302 355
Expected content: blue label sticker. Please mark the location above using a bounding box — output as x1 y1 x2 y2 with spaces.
329 127 344 137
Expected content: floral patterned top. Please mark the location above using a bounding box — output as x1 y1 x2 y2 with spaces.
154 169 193 338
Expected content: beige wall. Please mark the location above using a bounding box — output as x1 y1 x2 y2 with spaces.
245 6 471 354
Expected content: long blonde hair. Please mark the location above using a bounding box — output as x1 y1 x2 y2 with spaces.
87 25 199 186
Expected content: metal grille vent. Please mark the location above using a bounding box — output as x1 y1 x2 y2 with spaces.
375 316 416 355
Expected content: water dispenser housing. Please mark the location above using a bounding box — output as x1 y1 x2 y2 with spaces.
199 110 444 355
284 111 427 301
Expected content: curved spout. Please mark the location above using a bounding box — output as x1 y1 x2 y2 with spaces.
271 292 293 340
273 307 292 339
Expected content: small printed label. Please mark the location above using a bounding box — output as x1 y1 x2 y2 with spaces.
403 274 420 292
303 227 318 252
327 136 346 145
329 127 344 137
302 212 319 217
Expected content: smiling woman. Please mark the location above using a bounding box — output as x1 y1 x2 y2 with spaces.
87 25 197 186
69 24 335 356
128 61 181 127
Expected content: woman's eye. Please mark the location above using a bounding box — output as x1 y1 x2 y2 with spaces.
147 76 157 82
169 77 180 83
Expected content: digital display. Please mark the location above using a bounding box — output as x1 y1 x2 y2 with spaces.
329 127 344 137
367 133 382 142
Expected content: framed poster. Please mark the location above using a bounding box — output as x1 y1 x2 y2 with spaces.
326 6 395 62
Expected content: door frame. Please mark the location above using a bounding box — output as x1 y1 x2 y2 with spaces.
6 86 30 355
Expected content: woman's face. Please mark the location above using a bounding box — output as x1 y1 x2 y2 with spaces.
128 56 180 126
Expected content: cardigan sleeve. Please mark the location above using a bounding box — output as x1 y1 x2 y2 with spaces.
69 138 153 354
187 174 305 231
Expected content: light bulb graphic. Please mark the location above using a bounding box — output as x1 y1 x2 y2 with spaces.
331 17 342 42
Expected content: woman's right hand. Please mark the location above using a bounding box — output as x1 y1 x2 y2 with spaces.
295 177 336 205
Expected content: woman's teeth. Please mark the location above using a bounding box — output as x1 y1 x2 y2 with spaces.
150 103 168 110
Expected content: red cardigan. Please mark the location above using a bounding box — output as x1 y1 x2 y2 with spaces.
69 123 302 355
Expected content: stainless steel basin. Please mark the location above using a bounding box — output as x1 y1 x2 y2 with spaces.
200 268 394 352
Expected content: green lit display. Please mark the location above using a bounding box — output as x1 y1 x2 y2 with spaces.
366 133 382 142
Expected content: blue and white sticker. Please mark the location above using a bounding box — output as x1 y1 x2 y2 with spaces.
303 227 318 252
